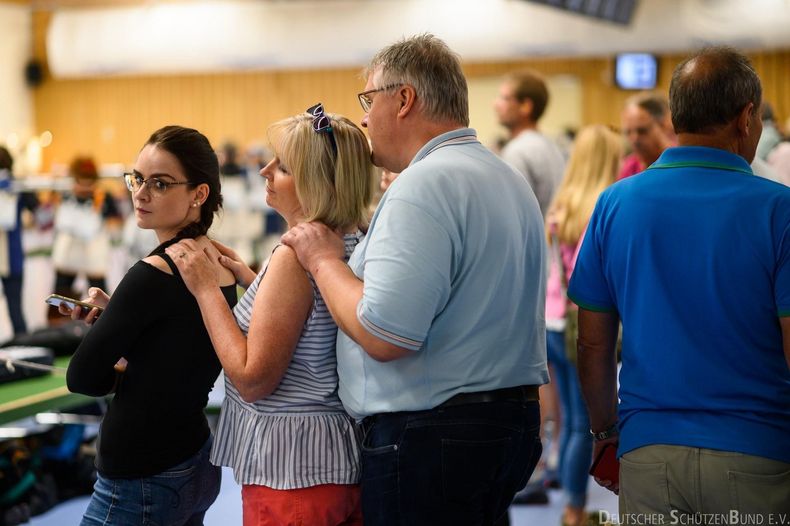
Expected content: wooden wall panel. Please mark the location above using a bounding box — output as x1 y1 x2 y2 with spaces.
33 67 373 170
751 49 790 125
30 9 790 171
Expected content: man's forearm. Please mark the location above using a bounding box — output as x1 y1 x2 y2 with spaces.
578 344 618 432
577 309 620 432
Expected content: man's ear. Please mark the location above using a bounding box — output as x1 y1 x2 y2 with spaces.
736 102 756 137
519 98 535 120
396 85 417 118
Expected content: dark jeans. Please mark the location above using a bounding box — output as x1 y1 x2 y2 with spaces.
360 399 542 526
1 274 27 335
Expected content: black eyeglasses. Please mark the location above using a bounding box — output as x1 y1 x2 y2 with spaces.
123 172 192 197
357 83 403 113
307 103 338 155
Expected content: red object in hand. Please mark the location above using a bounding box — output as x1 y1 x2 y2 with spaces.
590 443 619 484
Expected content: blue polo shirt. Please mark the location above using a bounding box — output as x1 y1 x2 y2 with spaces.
568 146 790 463
337 128 549 421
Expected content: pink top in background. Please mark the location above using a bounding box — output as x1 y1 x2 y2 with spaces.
546 226 585 323
618 153 645 180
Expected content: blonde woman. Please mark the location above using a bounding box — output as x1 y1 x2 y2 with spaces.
168 103 373 525
544 124 622 526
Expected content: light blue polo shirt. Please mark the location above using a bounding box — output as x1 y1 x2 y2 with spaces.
337 128 549 421
568 146 790 463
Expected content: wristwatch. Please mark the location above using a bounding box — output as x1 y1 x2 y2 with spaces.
591 422 619 441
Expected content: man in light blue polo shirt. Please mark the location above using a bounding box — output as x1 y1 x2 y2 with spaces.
568 46 790 519
283 34 548 525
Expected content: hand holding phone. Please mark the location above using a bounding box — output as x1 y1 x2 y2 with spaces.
590 443 619 493
46 293 105 324
45 293 104 313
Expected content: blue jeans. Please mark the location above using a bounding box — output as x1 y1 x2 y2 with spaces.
546 329 592 508
360 398 542 526
81 437 220 526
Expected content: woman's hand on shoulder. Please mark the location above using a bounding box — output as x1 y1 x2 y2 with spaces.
165 239 220 299
212 239 256 288
281 222 345 275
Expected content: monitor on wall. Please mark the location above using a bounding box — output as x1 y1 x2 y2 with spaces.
615 53 658 90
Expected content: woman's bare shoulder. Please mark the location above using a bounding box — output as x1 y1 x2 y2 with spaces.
141 255 173 275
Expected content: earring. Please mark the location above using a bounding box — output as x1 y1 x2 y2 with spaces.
192 202 198 208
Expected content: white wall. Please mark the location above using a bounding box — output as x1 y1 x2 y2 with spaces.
46 0 790 78
0 4 33 172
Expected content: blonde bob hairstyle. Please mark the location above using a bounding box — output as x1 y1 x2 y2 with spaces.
267 113 374 230
547 124 623 245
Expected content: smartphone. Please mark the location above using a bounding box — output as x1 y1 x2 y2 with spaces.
45 293 104 313
589 443 619 484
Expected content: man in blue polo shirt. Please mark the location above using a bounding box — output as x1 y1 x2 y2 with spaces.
568 46 790 520
284 34 547 525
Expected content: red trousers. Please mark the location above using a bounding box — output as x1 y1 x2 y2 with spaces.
242 483 363 526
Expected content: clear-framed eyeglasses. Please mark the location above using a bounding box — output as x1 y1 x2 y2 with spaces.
123 172 193 198
357 83 404 113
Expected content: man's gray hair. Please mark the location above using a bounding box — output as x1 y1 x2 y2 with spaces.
365 34 469 127
670 46 762 134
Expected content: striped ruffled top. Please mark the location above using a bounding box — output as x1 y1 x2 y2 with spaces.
210 233 363 489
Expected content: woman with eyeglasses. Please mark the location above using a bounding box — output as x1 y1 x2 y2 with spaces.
65 125 237 526
166 104 373 525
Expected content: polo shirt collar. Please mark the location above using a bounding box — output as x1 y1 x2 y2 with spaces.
651 146 754 175
410 128 478 166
